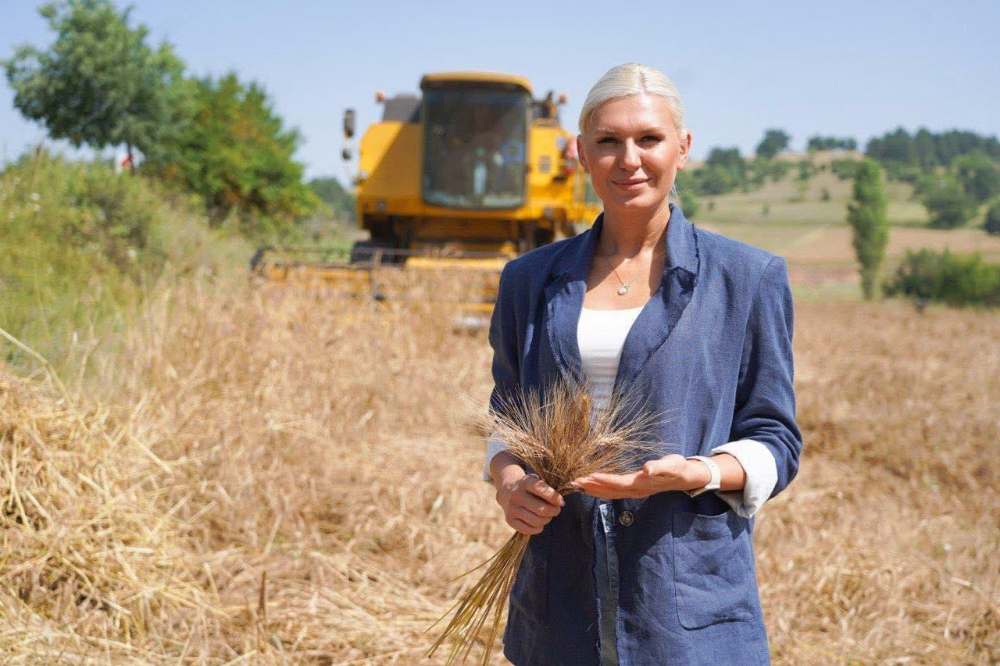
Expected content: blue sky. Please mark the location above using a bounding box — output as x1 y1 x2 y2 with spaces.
2 0 998 180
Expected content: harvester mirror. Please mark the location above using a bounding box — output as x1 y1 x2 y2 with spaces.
343 108 356 139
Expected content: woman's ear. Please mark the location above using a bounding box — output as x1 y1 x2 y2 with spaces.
576 134 589 173
677 130 692 170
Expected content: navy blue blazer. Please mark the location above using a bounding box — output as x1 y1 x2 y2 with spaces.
487 203 803 665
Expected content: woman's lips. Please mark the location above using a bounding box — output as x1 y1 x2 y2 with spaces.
612 179 649 191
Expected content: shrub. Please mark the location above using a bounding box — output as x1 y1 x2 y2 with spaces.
679 188 700 219
830 158 861 181
985 200 1000 236
922 176 977 229
0 150 250 367
884 248 1000 308
952 151 1000 204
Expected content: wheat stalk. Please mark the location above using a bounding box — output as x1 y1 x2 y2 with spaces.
425 378 664 664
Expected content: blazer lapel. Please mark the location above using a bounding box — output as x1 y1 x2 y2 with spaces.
542 218 601 391
544 276 587 390
542 203 700 395
613 204 700 392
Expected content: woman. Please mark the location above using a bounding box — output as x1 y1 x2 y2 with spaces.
483 63 803 665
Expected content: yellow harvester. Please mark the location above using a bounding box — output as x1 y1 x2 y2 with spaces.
253 71 601 324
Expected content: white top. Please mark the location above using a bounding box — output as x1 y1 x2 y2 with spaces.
483 304 779 519
576 305 646 413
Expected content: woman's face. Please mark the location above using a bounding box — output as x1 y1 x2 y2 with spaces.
577 94 691 215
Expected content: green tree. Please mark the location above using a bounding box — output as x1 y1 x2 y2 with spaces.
673 169 700 218
692 147 746 195
678 189 700 219
766 159 792 182
308 176 355 222
913 128 939 170
846 159 889 300
922 175 976 229
706 147 746 175
866 126 1000 170
866 127 917 167
806 135 857 151
755 129 791 159
3 0 188 169
693 165 737 196
150 72 318 236
830 158 861 181
952 152 1000 204
983 200 1000 236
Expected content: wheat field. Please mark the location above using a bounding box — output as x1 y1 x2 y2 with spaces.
1 276 998 664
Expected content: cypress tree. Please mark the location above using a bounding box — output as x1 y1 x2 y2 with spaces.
847 159 889 300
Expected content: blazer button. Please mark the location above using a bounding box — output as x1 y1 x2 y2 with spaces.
618 510 634 527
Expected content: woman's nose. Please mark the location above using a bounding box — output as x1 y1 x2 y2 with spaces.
619 140 641 170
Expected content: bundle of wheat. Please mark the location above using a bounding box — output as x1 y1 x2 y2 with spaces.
425 379 663 665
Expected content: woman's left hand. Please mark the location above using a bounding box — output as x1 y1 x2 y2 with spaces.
570 454 706 500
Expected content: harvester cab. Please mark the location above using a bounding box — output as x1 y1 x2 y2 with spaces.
251 71 601 327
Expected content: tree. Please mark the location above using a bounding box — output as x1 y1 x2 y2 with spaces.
922 176 976 229
866 127 917 168
692 147 746 195
952 152 1000 204
846 159 889 300
149 72 318 235
866 127 1000 170
806 134 858 152
693 165 737 196
309 176 356 222
755 129 791 159
985 200 1000 236
806 135 857 152
3 0 188 169
706 147 746 174
913 128 939 170
830 158 861 181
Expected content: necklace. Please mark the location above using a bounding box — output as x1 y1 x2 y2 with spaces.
599 235 667 296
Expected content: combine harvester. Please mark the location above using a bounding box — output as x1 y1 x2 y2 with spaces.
252 72 601 328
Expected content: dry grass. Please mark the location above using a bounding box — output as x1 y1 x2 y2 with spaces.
1 278 998 663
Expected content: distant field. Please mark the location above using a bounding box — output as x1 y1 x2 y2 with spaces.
692 169 1000 300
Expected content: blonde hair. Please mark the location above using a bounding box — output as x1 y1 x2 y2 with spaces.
578 63 686 138
579 63 688 202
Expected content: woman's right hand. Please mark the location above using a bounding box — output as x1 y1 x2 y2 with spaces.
494 467 565 536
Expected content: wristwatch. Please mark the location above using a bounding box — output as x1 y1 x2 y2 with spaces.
684 455 721 497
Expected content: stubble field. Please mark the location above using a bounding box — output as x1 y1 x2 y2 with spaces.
1 276 998 664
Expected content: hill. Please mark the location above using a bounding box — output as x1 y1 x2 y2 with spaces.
689 160 1000 301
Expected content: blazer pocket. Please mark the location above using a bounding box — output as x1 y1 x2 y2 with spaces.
672 509 757 630
509 530 550 627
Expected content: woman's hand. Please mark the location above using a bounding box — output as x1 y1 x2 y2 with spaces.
569 454 710 500
495 468 565 536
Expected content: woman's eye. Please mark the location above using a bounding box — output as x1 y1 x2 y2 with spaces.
597 137 618 144
641 136 661 143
